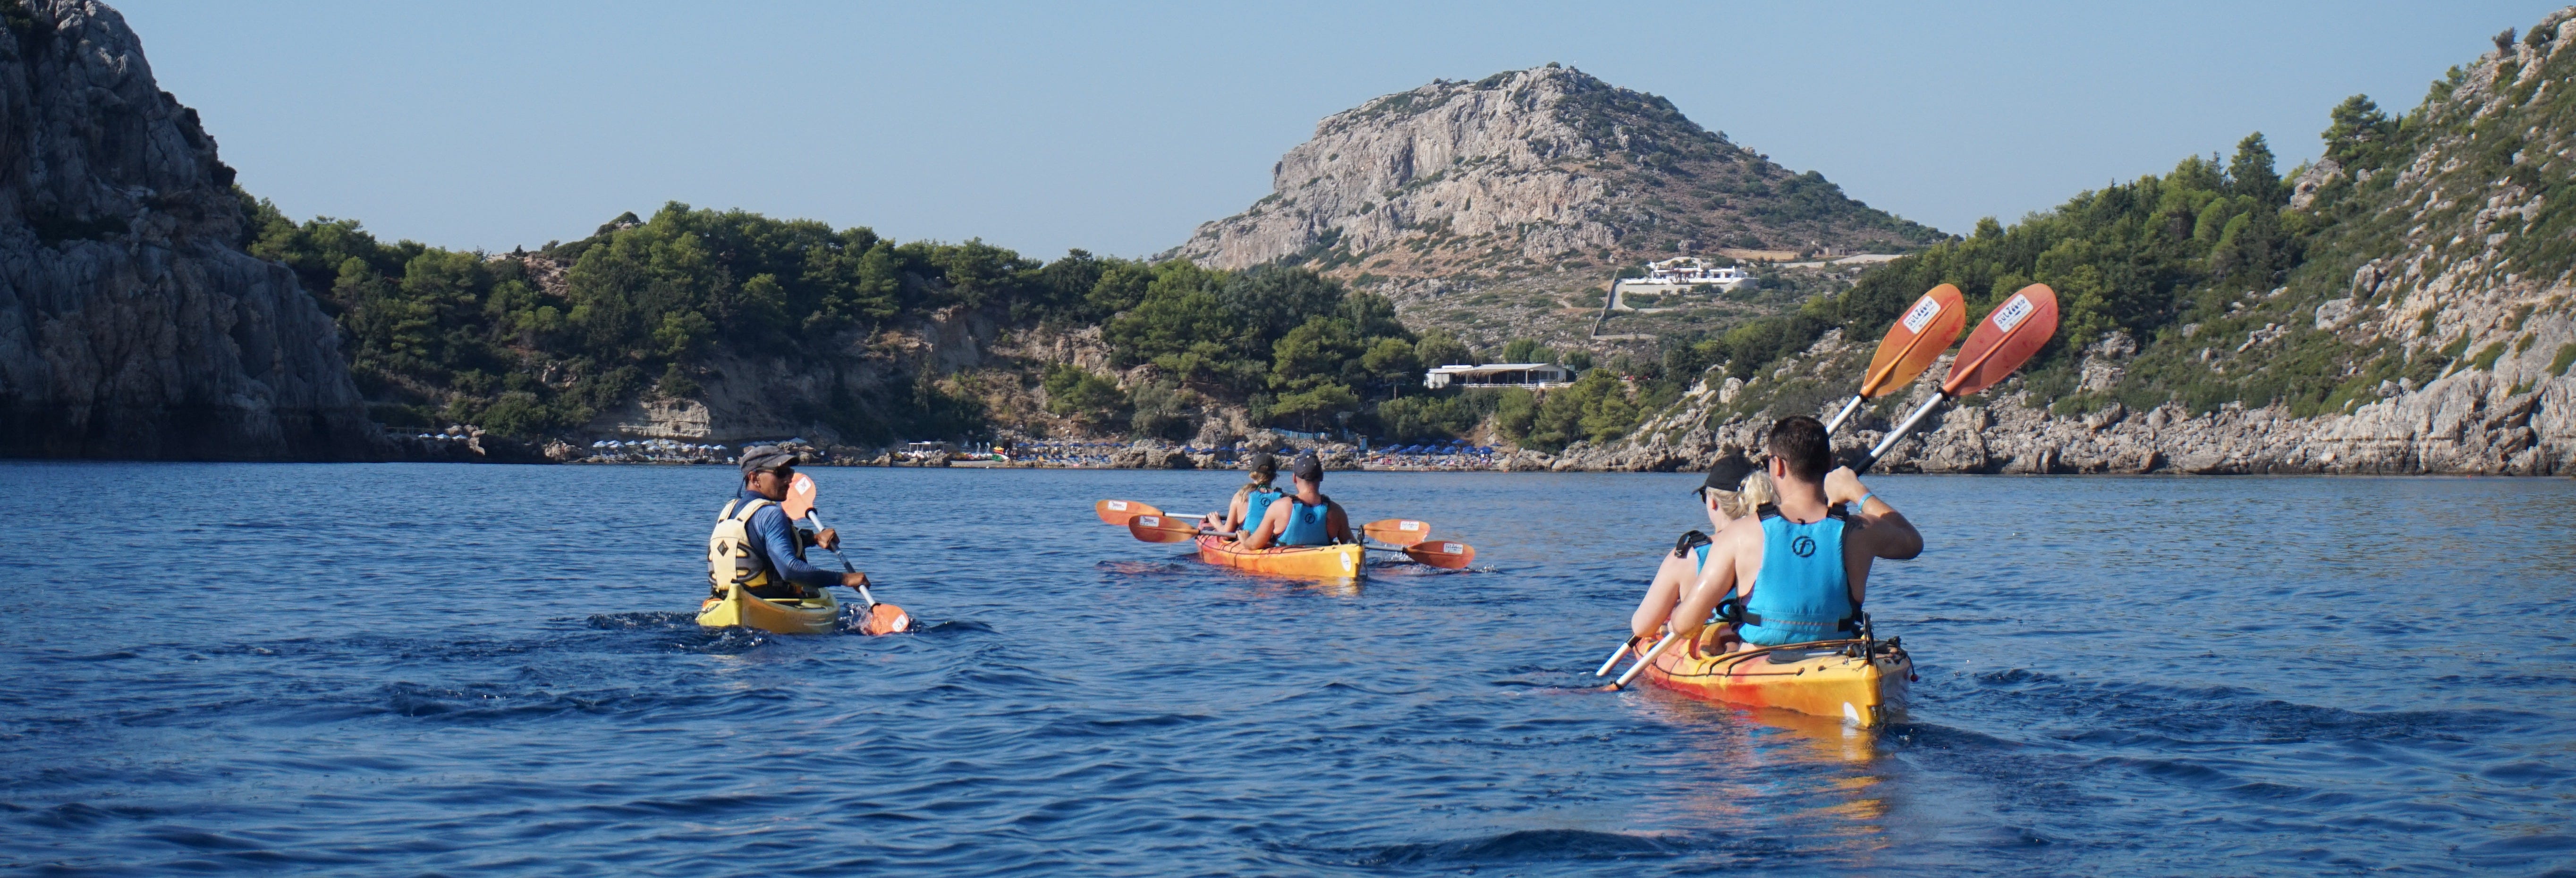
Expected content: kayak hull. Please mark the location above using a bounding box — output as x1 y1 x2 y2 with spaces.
1195 534 1364 579
697 583 841 634
1639 637 1911 727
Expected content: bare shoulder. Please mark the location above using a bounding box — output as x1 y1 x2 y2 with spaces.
1717 514 1764 547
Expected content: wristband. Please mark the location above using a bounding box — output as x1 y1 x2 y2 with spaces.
1857 492 1878 510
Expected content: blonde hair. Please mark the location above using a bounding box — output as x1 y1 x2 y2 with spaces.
1712 472 1777 519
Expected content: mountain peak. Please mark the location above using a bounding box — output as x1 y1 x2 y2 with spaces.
1170 67 1939 314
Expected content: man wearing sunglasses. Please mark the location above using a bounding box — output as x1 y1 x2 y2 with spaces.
1668 415 1922 654
710 445 872 600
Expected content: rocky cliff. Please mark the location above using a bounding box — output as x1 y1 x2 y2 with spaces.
1170 66 1941 347
0 0 379 459
1530 9 2576 476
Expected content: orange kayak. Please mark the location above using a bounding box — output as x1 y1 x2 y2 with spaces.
1194 534 1364 579
1638 636 1912 727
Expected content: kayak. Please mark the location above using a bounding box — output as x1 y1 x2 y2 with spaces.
1636 636 1912 727
697 582 842 634
1194 534 1364 579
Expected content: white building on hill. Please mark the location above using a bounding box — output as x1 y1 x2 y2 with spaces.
1626 256 1753 291
1423 363 1574 389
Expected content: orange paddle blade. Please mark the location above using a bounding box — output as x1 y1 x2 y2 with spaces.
1859 284 1967 397
784 473 818 520
1405 541 1475 569
1094 499 1161 525
1943 284 2060 397
1363 519 1432 546
1126 514 1201 543
856 602 911 635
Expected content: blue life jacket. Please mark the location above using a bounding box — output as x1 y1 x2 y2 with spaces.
1278 496 1332 546
1736 507 1856 646
1243 486 1285 531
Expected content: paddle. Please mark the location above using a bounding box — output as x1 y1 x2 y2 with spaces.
1823 284 1968 433
1380 540 1474 569
1094 499 1160 525
1855 283 2061 474
1594 633 1644 677
1125 514 1203 543
1609 631 1683 690
1362 519 1432 546
785 473 911 635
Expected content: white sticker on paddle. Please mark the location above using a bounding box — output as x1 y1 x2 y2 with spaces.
1991 294 2034 332
1399 521 1423 532
1138 515 1161 527
1900 295 1942 334
1107 500 1130 511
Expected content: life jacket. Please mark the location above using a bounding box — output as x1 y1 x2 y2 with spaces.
1243 485 1285 531
1673 529 1712 572
1733 504 1857 644
1278 496 1333 546
708 498 790 597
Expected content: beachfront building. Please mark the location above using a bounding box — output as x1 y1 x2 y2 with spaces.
1423 363 1575 390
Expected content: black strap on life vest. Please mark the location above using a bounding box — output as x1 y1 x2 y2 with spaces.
1671 529 1710 559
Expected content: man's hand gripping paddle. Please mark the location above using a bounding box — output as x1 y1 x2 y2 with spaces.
1823 284 1968 433
1856 283 2060 473
786 473 911 635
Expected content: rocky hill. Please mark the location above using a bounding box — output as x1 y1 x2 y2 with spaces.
1169 65 1942 349
1534 8 2576 476
0 0 379 459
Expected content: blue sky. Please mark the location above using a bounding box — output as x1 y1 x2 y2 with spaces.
120 0 2561 259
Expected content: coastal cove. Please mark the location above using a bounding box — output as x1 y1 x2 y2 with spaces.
5 463 2571 874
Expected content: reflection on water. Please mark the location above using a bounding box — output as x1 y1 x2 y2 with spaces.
0 464 2570 874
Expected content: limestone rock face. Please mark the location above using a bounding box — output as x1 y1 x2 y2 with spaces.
1169 65 1940 344
0 1 379 459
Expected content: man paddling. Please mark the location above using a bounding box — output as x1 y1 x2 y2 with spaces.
1664 416 1921 654
1626 456 1771 642
1238 454 1354 549
711 446 871 599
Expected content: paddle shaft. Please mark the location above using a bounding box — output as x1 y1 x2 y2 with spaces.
799 510 876 607
1611 632 1683 690
1593 637 1635 677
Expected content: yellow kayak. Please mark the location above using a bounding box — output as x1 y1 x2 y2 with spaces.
1195 534 1364 579
696 582 841 634
1637 636 1912 727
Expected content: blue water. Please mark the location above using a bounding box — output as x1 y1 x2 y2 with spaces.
4 463 2572 875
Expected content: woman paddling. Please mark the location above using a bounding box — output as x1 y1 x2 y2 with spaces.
1626 457 1772 646
1201 452 1287 537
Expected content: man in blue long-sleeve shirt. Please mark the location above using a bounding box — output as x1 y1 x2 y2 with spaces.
724 446 870 599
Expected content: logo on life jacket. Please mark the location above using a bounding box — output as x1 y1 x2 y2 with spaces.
1791 534 1817 557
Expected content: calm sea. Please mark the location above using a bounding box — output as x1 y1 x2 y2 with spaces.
3 463 2571 874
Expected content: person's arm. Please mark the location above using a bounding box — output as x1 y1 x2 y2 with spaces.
752 506 849 591
1669 523 1753 640
1325 501 1354 543
1824 467 1921 560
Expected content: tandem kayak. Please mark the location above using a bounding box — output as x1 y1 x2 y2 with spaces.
697 582 841 634
1194 534 1364 579
1636 636 1912 727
